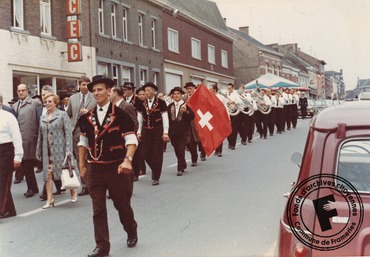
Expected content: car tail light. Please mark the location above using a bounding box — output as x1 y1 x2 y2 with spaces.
293 243 308 257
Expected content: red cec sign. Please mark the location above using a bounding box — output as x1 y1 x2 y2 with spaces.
68 43 82 62
66 0 81 15
66 0 82 62
67 20 81 38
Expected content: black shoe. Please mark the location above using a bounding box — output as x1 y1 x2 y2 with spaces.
264 136 267 139
241 141 246 145
133 176 139 182
248 140 252 143
35 169 42 173
152 180 159 186
191 162 197 167
230 146 235 150
87 247 109 257
177 171 184 176
200 157 206 161
14 179 22 184
78 188 89 196
127 238 138 248
24 190 35 198
39 193 47 201
217 153 222 157
0 211 16 219
270 134 273 136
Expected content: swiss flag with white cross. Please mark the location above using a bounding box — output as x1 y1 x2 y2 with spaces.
187 84 231 156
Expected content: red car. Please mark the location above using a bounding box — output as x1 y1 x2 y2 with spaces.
277 101 370 256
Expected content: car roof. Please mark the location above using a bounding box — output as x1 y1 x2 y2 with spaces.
311 101 370 131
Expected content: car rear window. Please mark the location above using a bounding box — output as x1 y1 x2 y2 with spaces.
337 140 370 192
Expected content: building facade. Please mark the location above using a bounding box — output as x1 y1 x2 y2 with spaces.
1 0 234 102
0 0 94 101
158 0 234 93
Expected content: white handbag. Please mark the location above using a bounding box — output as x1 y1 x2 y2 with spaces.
61 154 81 190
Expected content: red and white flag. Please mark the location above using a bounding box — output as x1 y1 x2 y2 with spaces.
187 84 231 156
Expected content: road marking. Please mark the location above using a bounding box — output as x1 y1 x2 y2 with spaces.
17 199 71 217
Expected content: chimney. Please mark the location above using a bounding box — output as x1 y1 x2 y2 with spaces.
239 26 249 35
223 18 227 25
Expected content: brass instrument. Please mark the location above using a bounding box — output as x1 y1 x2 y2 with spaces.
239 94 254 116
219 91 241 116
252 90 271 114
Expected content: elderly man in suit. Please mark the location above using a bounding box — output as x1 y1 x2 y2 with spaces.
67 76 96 196
13 84 41 197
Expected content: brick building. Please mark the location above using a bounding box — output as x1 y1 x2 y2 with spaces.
157 0 234 92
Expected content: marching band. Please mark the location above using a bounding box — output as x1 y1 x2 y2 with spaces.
117 80 304 178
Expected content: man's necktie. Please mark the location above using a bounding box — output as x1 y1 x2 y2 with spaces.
77 95 85 120
17 101 23 113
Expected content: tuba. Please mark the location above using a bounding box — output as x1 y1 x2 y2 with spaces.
219 91 241 116
239 94 254 116
252 90 271 114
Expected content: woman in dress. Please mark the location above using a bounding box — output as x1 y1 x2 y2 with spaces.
36 93 77 209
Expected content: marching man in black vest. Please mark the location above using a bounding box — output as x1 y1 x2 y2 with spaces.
78 75 138 257
167 87 195 176
136 82 169 186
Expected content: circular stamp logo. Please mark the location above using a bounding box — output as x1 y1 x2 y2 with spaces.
287 174 364 251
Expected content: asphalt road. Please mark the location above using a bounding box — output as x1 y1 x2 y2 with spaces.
0 118 311 257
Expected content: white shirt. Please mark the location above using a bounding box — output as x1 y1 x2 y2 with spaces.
147 97 155 109
227 91 243 105
115 99 124 107
126 95 133 103
0 108 23 162
97 102 110 125
174 99 184 117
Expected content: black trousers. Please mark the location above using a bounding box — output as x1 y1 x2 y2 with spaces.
21 159 38 193
255 111 269 137
87 162 137 251
141 126 164 181
246 114 255 141
268 108 276 135
238 113 248 142
170 134 187 171
301 107 307 119
186 127 205 163
227 114 241 147
284 105 292 129
291 104 298 128
132 142 146 177
274 108 284 133
0 143 16 215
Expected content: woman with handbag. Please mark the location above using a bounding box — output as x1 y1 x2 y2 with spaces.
36 93 78 209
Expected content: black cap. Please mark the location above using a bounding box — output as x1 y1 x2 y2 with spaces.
143 82 158 91
184 82 196 88
170 86 185 95
87 75 115 92
122 82 135 90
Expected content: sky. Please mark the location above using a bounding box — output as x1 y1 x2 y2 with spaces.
212 0 370 90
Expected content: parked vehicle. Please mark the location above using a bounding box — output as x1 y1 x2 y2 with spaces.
298 99 317 118
277 101 370 256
